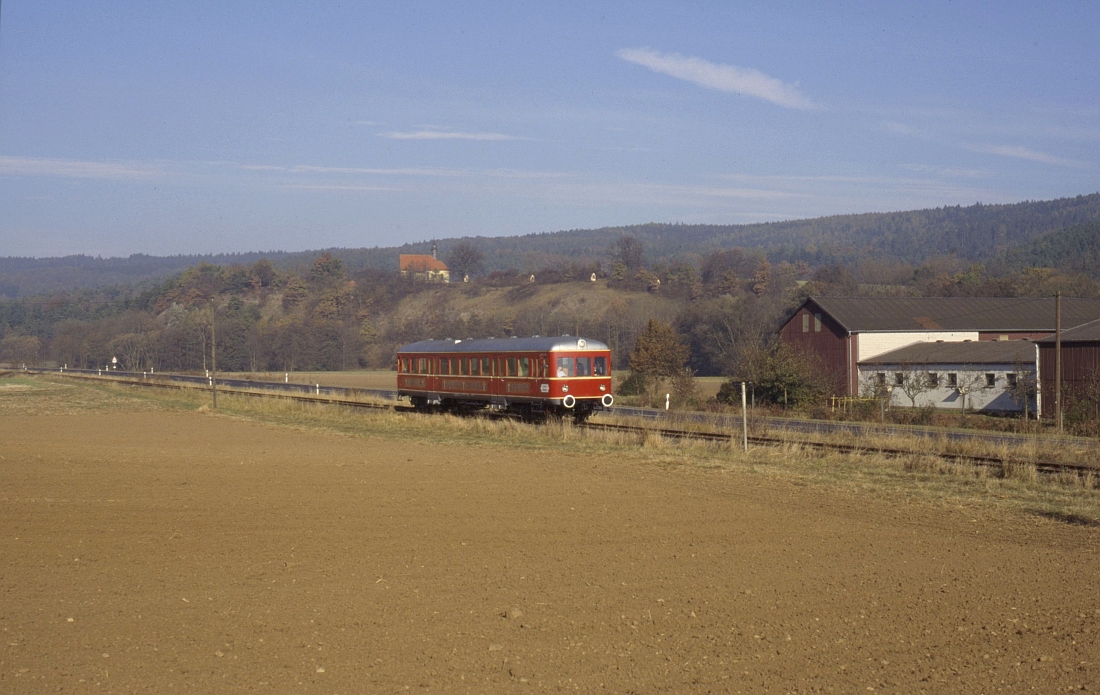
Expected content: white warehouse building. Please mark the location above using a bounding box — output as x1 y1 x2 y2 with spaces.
857 340 1037 414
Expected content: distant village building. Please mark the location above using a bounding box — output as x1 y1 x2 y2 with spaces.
780 296 1100 398
399 243 450 283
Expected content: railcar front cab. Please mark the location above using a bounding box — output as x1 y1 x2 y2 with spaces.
395 335 614 422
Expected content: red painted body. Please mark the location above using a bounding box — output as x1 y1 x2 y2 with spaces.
395 337 613 421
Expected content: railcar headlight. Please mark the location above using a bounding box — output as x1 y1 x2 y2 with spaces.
599 384 606 391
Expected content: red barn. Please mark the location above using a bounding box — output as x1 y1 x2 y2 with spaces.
780 296 1100 396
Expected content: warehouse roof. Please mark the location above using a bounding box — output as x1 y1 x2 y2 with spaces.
803 296 1100 332
398 336 609 354
859 340 1035 365
1036 317 1100 343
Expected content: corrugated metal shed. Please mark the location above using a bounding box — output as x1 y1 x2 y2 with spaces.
858 340 1035 365
1036 317 1100 343
810 296 1100 332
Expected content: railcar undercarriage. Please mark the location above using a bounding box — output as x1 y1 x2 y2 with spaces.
407 396 599 424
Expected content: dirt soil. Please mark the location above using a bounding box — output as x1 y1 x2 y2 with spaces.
2 405 1099 693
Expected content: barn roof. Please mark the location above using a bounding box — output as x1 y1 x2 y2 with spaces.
398 336 610 354
804 296 1100 332
858 340 1035 365
399 254 449 272
1036 317 1100 343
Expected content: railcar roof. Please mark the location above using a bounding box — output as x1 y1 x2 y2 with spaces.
398 336 609 354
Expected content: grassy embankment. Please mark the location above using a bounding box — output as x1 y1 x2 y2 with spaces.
5 372 1099 526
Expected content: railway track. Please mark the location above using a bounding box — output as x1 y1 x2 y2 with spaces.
579 421 1097 475
24 369 1099 476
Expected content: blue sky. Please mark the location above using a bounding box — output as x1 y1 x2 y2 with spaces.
1 1 1098 257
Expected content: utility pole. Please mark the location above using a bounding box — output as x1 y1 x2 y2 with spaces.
741 381 748 452
1055 291 1062 433
211 306 218 409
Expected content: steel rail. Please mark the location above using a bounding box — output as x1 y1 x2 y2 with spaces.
579 421 1097 475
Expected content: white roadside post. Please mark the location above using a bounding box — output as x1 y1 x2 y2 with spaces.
741 382 748 453
665 393 670 411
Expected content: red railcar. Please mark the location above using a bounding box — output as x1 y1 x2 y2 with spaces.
396 336 613 422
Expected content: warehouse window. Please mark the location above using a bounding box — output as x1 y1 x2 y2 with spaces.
802 313 809 332
894 372 904 386
929 372 939 387
1006 373 1018 388
814 313 822 332
876 372 886 386
985 373 996 388
947 373 958 388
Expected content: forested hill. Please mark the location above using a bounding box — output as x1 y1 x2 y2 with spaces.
2 192 1099 297
479 193 1100 269
999 221 1100 278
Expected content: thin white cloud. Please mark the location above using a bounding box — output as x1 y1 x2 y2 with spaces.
236 163 570 180
0 155 161 179
616 47 817 110
965 144 1091 169
281 184 404 192
879 121 924 137
900 164 990 179
379 129 526 141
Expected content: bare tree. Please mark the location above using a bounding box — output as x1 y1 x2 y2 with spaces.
895 364 935 408
1004 361 1037 420
446 241 485 279
609 236 645 272
954 371 987 414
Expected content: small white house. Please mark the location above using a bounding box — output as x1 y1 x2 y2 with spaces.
857 340 1037 414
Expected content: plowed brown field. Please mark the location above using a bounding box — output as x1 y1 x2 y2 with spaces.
2 387 1099 693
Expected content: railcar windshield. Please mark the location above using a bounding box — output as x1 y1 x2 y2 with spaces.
594 356 608 376
576 356 591 376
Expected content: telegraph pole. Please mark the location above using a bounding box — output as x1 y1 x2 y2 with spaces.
741 381 748 452
211 306 218 409
1055 291 1062 433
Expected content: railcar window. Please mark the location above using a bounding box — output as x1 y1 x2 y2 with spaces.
594 356 607 376
418 357 427 374
518 357 530 377
556 357 574 377
507 357 517 377
460 358 469 376
481 357 491 375
440 357 449 375
470 358 479 376
540 358 549 378
576 357 592 376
